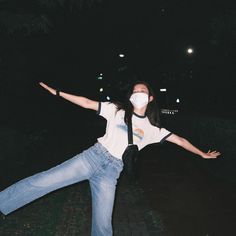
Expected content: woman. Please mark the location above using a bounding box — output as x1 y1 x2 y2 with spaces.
0 81 220 236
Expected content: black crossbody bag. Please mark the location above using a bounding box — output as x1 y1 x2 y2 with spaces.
122 115 139 180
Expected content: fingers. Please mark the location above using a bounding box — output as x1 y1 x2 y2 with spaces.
209 152 221 158
39 82 48 89
204 150 221 159
207 150 221 155
39 82 53 93
211 151 221 155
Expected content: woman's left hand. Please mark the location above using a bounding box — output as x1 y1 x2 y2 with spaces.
201 150 221 159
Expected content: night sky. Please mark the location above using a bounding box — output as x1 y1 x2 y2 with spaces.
0 0 235 119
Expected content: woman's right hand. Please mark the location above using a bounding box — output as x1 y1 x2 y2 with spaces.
39 82 99 111
39 82 57 96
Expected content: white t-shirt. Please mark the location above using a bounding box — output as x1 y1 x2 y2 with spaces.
97 102 172 159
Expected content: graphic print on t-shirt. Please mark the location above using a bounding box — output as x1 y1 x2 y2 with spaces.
117 124 144 143
133 128 144 142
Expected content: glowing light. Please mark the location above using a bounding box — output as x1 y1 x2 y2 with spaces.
106 96 111 101
97 73 103 80
187 48 194 54
176 98 180 103
161 109 179 115
99 88 103 92
160 88 167 92
119 54 125 58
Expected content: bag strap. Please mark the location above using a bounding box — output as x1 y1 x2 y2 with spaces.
127 114 133 145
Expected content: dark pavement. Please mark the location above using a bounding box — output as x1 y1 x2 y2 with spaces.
0 169 165 235
0 119 236 236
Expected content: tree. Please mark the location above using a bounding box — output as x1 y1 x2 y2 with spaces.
0 0 104 36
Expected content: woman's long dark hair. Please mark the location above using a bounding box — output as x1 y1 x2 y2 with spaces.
115 81 162 128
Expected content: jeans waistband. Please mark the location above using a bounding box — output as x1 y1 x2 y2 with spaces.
94 142 123 165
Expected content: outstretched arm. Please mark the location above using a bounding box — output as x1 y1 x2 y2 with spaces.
165 134 221 159
39 82 99 111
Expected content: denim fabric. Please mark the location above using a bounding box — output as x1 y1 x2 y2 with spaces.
0 142 123 236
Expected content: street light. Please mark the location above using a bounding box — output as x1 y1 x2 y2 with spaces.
97 73 103 80
160 88 167 92
187 47 194 54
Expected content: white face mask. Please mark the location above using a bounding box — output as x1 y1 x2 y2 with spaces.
129 92 149 109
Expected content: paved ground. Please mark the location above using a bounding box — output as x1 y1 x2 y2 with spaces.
0 175 165 236
1 146 236 236
0 121 236 235
137 145 236 236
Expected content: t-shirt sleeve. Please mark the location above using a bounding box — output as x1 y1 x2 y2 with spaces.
97 102 117 120
154 127 172 143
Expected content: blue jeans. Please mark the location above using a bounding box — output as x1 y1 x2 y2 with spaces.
0 142 123 236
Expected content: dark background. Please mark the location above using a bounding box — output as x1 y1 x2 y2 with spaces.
0 1 236 235
0 0 235 121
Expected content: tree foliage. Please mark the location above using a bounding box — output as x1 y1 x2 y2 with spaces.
210 9 236 46
0 0 104 35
